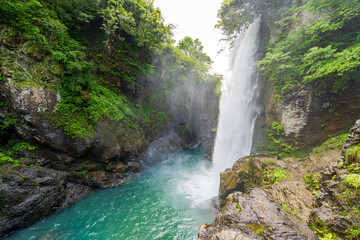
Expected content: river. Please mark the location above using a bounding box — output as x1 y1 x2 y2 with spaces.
7 147 217 240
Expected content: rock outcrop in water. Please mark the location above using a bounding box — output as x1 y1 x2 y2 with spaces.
0 166 91 235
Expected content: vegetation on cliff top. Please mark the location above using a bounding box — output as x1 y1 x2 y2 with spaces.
0 0 218 139
217 0 360 95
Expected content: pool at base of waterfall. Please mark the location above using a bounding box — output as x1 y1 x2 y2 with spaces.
7 147 218 240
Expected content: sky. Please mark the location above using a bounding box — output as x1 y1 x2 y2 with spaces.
152 0 229 75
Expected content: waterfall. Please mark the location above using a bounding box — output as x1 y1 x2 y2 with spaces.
212 19 262 187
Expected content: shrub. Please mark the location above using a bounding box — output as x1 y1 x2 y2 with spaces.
0 153 18 165
265 168 290 184
319 233 337 240
345 145 360 164
303 173 320 191
343 174 360 189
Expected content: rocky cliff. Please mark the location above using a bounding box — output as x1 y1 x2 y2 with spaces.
200 119 360 239
252 1 360 155
0 21 219 238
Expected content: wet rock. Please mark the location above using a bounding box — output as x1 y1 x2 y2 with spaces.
199 188 318 240
61 183 92 208
219 154 278 207
87 170 132 188
0 166 92 238
142 128 186 165
0 167 68 237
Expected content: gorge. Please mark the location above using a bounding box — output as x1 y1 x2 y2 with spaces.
1 0 360 239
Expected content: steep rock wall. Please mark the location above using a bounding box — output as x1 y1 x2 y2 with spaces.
253 9 360 152
0 23 219 237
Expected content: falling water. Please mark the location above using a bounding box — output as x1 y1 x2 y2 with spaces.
212 19 262 186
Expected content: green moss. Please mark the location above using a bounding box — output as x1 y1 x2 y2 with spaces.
345 145 360 165
303 173 320 191
269 168 290 184
319 233 338 240
76 170 87 176
312 133 348 154
345 228 360 239
260 121 307 158
235 203 242 213
343 174 360 189
0 153 18 165
246 223 264 236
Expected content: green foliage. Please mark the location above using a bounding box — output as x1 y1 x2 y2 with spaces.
345 228 360 240
263 121 304 158
265 168 290 184
319 233 338 240
246 223 265 236
0 153 18 165
100 0 170 51
303 173 320 191
271 168 289 184
0 0 216 139
50 80 148 138
0 140 36 166
215 0 281 42
235 203 242 212
257 0 360 94
346 163 360 174
345 145 360 165
0 117 18 132
178 123 189 137
312 133 348 154
281 202 290 213
312 217 337 239
177 37 212 67
76 170 87 175
11 142 37 152
343 174 360 189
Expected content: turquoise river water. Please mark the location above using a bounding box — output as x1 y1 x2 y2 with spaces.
7 147 218 240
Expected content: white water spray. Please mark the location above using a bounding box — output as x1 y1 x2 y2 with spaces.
212 19 262 187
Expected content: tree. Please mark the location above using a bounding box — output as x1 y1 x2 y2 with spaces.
177 37 212 66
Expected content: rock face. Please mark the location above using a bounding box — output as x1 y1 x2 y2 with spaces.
199 188 318 240
252 11 360 153
0 166 91 237
142 128 189 166
267 179 314 225
259 82 360 148
341 119 360 160
218 154 279 207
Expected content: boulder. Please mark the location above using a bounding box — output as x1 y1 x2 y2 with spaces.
0 166 90 238
219 154 279 207
199 188 318 240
